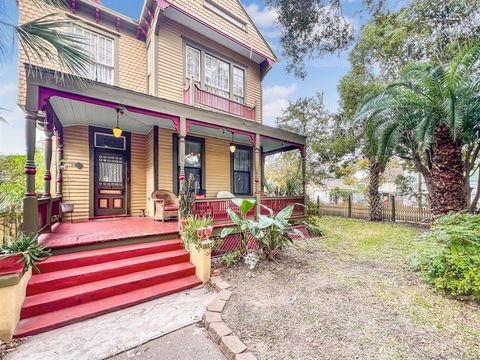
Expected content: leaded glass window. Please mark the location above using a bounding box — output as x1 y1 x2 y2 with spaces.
205 53 230 98
232 147 252 195
186 46 201 82
232 66 244 103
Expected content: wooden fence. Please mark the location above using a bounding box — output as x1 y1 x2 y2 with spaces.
0 205 23 245
317 195 431 224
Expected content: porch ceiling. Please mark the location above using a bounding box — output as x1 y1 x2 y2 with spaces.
50 97 177 134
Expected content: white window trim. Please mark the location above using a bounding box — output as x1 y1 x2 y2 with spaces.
185 45 201 83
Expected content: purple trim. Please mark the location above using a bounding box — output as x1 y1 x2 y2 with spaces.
38 87 180 132
95 8 100 24
25 167 36 175
157 0 275 64
116 17 121 32
71 0 76 14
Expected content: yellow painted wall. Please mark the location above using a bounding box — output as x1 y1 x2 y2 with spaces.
157 18 263 122
131 133 147 216
62 126 90 221
204 136 231 197
145 129 155 217
159 129 174 191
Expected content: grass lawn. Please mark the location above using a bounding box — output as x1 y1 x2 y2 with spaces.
221 216 480 360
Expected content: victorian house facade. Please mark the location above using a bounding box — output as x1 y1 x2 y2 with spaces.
13 0 307 337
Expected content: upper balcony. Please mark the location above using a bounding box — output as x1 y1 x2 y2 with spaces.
184 80 256 121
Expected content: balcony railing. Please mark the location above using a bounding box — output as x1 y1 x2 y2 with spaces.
184 82 256 121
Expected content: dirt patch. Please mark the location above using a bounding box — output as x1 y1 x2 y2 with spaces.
1 340 23 360
221 217 480 360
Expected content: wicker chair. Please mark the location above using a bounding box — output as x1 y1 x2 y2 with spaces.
151 190 179 222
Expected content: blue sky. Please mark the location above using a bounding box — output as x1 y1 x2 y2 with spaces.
0 0 369 155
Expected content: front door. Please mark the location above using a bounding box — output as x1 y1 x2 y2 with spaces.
94 150 127 217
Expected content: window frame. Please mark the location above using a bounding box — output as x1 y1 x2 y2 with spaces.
183 40 247 104
71 24 117 85
230 145 253 196
173 135 206 194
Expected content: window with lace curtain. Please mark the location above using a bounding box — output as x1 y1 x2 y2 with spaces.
72 25 114 85
205 53 230 98
186 45 201 82
232 66 244 103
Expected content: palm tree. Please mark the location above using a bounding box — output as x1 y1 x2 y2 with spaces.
0 0 92 81
355 44 480 218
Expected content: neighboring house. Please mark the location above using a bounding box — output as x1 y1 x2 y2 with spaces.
308 180 365 204
13 0 307 337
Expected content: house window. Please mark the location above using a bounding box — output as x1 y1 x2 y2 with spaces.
186 45 201 82
232 147 252 195
72 25 114 85
205 53 230 98
183 138 203 190
232 66 244 103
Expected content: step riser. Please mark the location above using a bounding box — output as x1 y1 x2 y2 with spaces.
21 266 196 319
37 242 183 273
15 278 201 338
27 253 190 296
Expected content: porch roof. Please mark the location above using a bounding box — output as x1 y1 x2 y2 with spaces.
25 66 306 153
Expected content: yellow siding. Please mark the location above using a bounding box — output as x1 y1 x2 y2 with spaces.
130 133 147 216
145 130 155 217
17 1 147 106
205 136 231 197
62 126 90 221
159 129 174 191
157 18 263 122
167 0 275 60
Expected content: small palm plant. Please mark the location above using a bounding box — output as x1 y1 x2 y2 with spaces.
0 234 51 273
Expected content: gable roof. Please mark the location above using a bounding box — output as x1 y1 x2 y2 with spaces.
140 0 276 64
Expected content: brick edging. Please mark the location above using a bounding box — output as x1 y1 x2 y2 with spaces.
203 276 257 360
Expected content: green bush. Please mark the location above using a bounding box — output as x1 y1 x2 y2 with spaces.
411 213 480 299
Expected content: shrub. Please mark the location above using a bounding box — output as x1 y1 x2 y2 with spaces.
411 213 480 299
222 251 240 267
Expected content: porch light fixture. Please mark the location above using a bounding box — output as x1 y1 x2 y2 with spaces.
113 105 125 138
229 132 236 153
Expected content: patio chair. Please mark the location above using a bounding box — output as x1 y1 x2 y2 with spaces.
151 190 179 222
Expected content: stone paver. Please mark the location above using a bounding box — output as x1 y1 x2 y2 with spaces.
203 311 222 329
207 321 233 344
211 276 231 291
220 335 247 360
207 298 227 312
217 289 233 301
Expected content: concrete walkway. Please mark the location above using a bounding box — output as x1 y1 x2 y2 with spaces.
111 324 224 360
8 286 215 360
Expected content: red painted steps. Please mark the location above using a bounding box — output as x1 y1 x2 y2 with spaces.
36 239 184 273
15 275 201 338
15 238 201 338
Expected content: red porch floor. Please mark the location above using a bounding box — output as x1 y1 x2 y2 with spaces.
39 217 179 249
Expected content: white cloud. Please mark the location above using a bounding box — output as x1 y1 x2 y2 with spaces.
263 84 297 125
245 3 278 29
0 83 17 96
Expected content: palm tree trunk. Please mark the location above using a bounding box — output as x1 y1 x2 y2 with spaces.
368 159 384 221
430 124 467 217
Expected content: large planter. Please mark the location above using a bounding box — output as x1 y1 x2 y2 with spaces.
0 254 24 276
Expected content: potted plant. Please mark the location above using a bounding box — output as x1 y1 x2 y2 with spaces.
181 215 214 251
0 234 51 275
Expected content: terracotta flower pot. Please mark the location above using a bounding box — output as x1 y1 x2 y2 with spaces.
0 254 24 276
196 225 213 240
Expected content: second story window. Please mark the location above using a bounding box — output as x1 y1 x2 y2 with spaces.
205 54 229 98
232 66 244 103
186 46 201 82
73 25 114 85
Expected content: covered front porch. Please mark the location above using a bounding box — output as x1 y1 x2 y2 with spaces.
22 68 307 238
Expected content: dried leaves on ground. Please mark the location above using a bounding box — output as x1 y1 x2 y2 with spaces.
222 217 480 360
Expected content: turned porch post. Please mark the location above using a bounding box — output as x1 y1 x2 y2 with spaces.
43 113 53 198
301 147 307 216
178 116 186 187
254 133 261 219
55 125 64 197
23 111 39 235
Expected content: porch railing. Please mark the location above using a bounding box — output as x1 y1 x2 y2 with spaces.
184 82 256 121
193 195 306 222
260 196 306 216
38 196 62 234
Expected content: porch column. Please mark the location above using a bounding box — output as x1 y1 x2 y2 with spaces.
55 125 64 197
301 148 307 216
254 133 261 219
23 111 39 235
178 116 186 187
42 113 53 198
